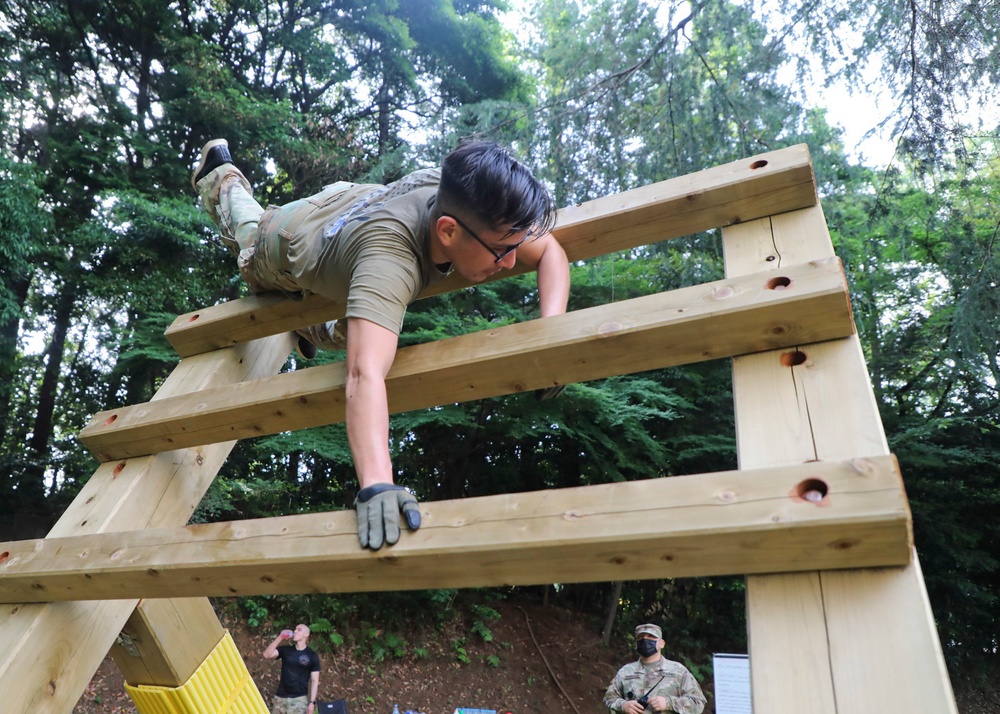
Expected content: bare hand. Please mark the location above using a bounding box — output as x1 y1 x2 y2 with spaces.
622 701 645 714
648 695 669 712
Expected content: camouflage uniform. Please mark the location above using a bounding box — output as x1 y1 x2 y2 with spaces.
271 694 309 714
603 657 706 714
195 162 449 350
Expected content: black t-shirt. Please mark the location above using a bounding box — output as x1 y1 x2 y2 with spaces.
275 645 321 698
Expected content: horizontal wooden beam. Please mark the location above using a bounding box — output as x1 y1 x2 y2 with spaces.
165 144 817 356
80 258 853 461
0 456 911 603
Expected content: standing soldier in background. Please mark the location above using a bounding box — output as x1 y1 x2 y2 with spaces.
263 624 321 714
603 623 706 714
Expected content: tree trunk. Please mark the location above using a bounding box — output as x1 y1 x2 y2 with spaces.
601 580 624 646
377 75 391 159
23 281 76 501
0 276 31 442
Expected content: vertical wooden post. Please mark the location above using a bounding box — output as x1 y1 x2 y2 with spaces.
0 334 293 713
111 598 227 687
723 205 957 712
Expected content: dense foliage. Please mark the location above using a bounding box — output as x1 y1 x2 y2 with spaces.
1 0 997 685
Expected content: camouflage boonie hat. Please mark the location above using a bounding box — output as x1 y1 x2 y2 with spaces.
634 623 662 639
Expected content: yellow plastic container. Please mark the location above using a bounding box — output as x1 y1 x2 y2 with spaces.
125 631 269 714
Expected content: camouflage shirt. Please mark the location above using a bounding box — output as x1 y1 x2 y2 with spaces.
603 657 706 714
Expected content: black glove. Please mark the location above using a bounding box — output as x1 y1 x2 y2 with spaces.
535 384 567 400
354 484 421 550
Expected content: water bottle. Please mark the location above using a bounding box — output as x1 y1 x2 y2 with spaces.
392 705 400 714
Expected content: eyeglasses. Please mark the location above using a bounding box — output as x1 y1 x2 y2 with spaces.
442 211 531 264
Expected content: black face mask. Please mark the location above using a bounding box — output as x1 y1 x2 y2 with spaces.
636 638 658 657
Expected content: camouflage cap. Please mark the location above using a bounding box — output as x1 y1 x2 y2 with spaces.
634 623 662 639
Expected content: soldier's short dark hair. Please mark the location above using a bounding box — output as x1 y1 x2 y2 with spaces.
438 139 556 238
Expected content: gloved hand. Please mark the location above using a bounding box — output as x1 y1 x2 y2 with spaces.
535 384 567 400
354 483 421 549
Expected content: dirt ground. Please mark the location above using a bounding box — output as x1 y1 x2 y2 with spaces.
74 600 632 714
72 600 1000 714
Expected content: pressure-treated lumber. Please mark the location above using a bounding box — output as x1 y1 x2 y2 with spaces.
723 206 957 713
3 146 953 714
164 144 818 357
0 456 910 603
111 598 226 687
0 333 294 714
81 258 853 461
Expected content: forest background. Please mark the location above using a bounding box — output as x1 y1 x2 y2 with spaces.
1 0 998 707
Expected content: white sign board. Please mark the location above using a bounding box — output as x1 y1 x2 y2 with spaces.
713 653 751 714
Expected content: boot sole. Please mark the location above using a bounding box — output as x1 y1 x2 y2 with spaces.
191 139 230 190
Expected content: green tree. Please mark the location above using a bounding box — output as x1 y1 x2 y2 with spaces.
0 0 535 535
0 158 48 448
824 147 1000 668
770 0 1000 166
5 0 996 686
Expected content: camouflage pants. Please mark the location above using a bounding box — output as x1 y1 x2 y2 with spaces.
195 163 301 296
270 694 309 714
196 164 348 350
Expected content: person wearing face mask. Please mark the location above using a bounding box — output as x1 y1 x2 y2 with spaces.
602 623 706 714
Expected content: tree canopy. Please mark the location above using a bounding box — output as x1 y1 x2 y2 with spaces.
1 0 997 683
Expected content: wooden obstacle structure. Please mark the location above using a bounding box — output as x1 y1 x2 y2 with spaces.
0 145 957 713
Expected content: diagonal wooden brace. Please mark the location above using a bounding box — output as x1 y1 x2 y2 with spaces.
0 334 295 713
